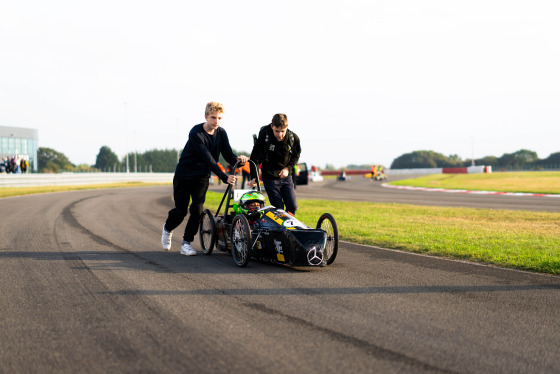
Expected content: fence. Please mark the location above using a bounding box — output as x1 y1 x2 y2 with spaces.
0 172 174 188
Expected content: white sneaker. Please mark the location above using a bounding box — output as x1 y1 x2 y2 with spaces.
161 224 172 251
180 242 197 256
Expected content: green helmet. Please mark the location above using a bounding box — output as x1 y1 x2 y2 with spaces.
234 191 265 215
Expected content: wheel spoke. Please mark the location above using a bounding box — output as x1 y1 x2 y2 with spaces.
231 215 251 266
316 213 339 265
199 210 216 255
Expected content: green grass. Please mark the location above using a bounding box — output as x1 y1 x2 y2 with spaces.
389 171 560 195
204 191 560 275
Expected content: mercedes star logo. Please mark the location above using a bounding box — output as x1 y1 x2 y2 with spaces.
307 246 324 266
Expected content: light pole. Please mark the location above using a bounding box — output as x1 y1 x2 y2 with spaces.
124 102 129 173
176 118 180 162
471 137 475 166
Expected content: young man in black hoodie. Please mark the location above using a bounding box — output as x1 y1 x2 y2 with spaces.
162 102 248 255
250 113 301 215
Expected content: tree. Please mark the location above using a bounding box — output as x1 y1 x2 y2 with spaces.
514 149 539 164
498 149 539 169
346 164 379 170
37 147 74 173
75 164 99 172
95 146 120 171
538 152 560 167
136 149 177 172
474 156 499 168
390 148 560 170
448 154 462 163
391 150 447 169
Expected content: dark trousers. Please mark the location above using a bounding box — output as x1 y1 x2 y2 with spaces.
263 177 298 214
165 176 209 242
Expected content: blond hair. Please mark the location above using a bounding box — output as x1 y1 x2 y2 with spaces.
205 101 225 116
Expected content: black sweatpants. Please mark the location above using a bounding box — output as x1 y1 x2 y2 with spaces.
164 176 209 242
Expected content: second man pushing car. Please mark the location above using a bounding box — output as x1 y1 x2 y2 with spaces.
250 113 301 215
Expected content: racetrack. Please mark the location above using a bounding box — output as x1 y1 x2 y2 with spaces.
266 176 560 212
1 185 559 373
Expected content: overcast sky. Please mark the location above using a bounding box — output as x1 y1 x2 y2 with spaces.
1 0 559 168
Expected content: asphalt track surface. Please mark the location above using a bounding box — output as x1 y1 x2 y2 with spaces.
1 181 559 373
284 176 560 212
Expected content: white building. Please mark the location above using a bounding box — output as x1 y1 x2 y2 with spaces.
0 126 39 172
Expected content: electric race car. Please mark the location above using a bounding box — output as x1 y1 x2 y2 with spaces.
199 161 339 267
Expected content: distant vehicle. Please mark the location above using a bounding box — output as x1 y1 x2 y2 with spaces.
373 169 386 181
337 171 351 181
375 173 386 181
365 166 386 181
308 164 324 182
295 162 308 185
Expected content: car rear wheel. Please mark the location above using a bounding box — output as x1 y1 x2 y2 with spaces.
199 209 216 255
231 214 252 267
316 213 339 265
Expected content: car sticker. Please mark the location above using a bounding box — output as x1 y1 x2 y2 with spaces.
265 211 309 229
274 239 285 262
265 211 285 225
283 219 308 229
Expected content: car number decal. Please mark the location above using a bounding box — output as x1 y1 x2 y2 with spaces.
265 211 308 229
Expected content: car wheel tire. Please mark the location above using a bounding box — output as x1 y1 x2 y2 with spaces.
316 213 339 265
231 214 252 267
199 209 216 255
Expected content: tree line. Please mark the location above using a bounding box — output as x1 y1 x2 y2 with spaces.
37 146 560 173
93 146 181 172
37 146 249 173
390 149 560 170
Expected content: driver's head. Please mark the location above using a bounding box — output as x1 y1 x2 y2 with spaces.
239 191 265 222
240 191 265 211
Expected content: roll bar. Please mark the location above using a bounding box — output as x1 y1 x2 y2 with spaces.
215 159 261 217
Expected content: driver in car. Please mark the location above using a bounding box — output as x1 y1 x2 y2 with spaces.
233 191 266 225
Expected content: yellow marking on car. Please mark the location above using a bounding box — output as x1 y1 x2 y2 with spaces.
277 254 285 262
266 211 284 225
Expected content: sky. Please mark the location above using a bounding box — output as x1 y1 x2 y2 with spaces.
1 0 559 169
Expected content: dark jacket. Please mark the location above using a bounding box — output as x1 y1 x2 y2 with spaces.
250 125 301 180
174 123 237 183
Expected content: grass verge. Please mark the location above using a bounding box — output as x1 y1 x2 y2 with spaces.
389 171 560 195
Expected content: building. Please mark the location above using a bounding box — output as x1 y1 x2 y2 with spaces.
0 126 39 172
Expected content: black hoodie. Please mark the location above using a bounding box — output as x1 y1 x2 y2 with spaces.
174 123 237 183
250 125 301 180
